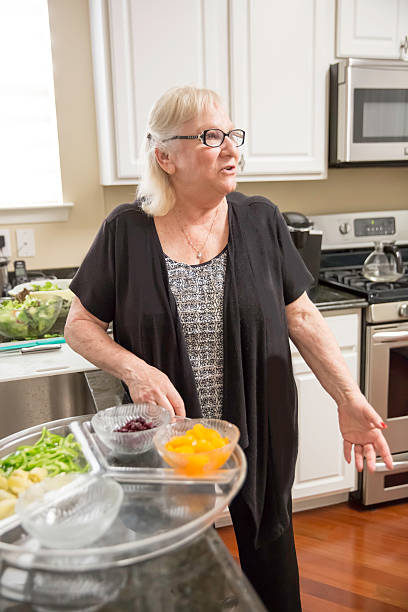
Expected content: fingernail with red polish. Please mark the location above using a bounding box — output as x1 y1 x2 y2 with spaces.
380 421 387 429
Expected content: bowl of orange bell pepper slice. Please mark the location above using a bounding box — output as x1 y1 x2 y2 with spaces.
153 419 240 476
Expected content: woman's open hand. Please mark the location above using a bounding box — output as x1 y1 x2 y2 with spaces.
337 393 393 472
125 362 186 417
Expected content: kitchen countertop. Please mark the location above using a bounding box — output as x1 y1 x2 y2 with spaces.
0 528 266 611
0 342 97 383
308 283 368 311
0 367 266 611
85 369 126 410
0 282 366 384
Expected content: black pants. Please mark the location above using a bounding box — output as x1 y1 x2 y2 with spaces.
229 494 302 612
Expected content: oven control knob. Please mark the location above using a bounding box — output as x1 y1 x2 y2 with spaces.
339 222 351 235
399 303 408 317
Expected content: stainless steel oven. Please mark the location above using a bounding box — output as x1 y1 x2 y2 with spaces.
310 210 408 506
363 313 408 503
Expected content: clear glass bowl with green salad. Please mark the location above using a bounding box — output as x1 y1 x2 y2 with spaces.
0 294 63 340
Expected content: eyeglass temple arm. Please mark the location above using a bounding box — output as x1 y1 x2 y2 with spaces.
163 135 200 142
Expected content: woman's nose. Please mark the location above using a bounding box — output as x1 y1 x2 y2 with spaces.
221 135 238 156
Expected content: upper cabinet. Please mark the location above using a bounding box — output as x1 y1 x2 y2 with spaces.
90 0 229 184
337 0 408 60
230 0 334 181
89 0 335 185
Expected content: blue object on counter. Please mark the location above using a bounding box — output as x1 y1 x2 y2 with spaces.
0 337 66 352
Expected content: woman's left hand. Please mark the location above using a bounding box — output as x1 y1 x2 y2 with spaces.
337 393 393 472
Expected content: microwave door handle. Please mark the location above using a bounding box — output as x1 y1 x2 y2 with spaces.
372 331 408 342
375 460 408 473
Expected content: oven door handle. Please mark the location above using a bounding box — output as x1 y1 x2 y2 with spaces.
372 331 408 342
375 461 408 472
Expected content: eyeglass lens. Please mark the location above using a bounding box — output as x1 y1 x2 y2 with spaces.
203 129 244 147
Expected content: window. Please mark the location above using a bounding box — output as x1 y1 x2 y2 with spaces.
0 0 63 209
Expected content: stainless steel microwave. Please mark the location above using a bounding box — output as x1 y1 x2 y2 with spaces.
329 58 408 166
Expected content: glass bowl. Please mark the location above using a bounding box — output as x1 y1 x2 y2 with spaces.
9 278 74 318
153 419 240 476
91 404 172 456
15 474 123 549
0 294 62 340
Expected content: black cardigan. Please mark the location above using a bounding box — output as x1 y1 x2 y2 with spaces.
70 192 313 546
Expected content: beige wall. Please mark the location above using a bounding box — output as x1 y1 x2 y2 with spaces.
104 167 408 218
1 0 408 272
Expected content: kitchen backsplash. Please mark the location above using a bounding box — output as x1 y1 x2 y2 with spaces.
7 267 77 286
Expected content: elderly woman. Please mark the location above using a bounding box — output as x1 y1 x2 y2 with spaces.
65 86 392 611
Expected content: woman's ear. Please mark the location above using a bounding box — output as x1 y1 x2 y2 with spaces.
155 147 175 175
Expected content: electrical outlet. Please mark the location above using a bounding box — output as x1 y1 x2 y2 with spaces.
0 229 11 257
16 229 35 257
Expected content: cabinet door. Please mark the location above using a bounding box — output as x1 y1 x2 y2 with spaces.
90 0 229 184
291 312 359 500
292 352 357 500
229 0 334 181
337 0 408 59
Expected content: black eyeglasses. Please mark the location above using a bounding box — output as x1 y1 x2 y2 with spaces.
162 128 245 148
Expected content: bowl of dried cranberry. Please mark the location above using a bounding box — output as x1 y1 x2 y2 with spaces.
91 404 172 456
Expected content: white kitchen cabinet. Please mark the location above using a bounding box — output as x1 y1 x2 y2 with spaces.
89 0 334 185
89 0 229 184
337 0 408 60
291 310 359 503
230 0 334 181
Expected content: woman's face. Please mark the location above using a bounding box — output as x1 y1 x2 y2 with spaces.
166 103 240 203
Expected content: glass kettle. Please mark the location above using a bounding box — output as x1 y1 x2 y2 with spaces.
362 241 404 283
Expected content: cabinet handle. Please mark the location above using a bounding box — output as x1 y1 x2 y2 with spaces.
238 153 245 173
400 35 408 59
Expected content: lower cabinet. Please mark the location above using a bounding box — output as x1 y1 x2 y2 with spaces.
291 310 360 508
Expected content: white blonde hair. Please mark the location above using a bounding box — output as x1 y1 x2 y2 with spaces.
136 86 224 217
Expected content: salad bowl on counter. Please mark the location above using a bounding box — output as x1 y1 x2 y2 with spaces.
0 294 63 340
8 278 74 317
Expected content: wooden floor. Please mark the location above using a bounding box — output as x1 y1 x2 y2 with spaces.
217 501 408 611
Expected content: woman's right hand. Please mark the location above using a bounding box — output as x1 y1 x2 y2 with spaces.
65 298 185 416
125 362 186 417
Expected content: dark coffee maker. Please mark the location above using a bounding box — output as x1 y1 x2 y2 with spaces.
282 212 322 287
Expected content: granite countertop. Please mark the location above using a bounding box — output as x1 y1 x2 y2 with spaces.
85 370 126 410
0 528 266 611
0 371 266 611
308 283 368 311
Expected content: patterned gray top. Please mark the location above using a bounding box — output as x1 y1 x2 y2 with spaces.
164 249 227 419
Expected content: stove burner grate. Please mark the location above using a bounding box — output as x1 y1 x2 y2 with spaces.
320 267 408 303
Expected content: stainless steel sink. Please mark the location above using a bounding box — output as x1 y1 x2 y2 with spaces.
0 372 97 439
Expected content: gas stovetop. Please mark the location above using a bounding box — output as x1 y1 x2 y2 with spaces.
320 266 408 304
308 210 408 308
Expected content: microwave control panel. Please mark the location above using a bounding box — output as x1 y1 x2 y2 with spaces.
354 217 396 237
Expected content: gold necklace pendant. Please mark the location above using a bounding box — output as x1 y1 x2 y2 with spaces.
176 205 220 262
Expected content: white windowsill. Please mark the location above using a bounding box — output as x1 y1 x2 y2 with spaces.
0 203 74 224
